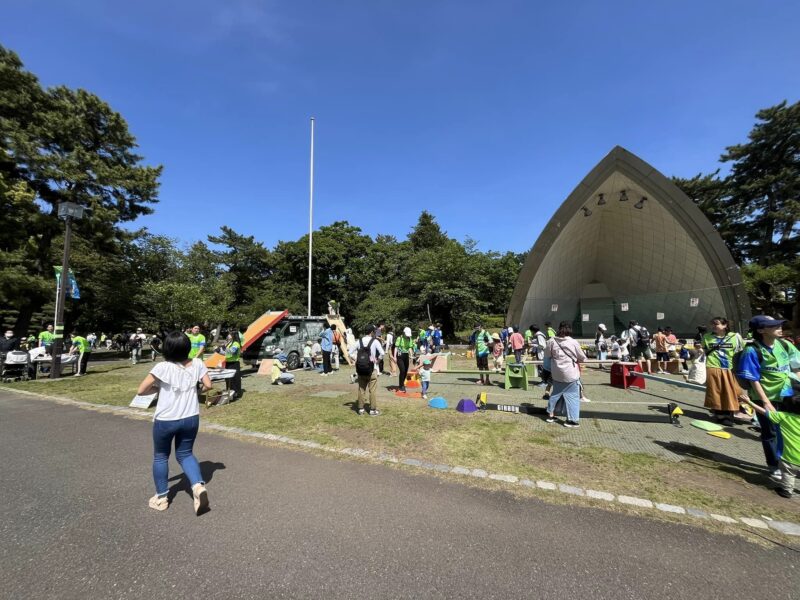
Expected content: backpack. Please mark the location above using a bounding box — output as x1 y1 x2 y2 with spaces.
355 338 376 376
636 326 651 348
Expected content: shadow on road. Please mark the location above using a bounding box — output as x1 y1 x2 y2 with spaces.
167 460 226 501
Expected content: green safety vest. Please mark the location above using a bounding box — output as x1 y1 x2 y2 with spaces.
396 336 415 354
188 334 206 359
702 333 742 370
475 330 491 356
39 331 54 345
546 327 556 339
72 336 91 353
744 339 799 402
225 341 241 363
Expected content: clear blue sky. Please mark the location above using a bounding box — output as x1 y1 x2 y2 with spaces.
3 1 799 253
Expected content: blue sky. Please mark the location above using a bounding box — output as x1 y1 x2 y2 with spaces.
3 1 799 253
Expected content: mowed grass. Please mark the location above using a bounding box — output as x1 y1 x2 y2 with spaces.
5 358 799 524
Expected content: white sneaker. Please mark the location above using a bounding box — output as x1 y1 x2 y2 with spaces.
580 397 591 403
770 469 782 482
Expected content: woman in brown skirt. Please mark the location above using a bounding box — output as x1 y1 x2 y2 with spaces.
701 317 744 426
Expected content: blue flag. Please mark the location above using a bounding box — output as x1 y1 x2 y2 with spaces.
54 267 81 299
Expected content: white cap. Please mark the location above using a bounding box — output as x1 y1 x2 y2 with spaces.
428 325 434 330
403 327 412 337
598 323 607 330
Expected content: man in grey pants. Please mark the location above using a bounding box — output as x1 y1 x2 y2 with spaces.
350 325 385 416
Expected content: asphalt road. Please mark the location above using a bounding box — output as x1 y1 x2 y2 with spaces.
1 390 798 599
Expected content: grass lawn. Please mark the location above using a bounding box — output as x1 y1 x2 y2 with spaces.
5 355 799 527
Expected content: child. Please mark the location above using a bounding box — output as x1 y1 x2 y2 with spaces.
618 336 631 362
684 341 707 385
491 333 505 373
742 396 800 498
420 359 433 399
678 339 690 373
608 336 621 360
303 341 313 370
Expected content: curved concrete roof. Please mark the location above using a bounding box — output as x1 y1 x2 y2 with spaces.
507 147 750 336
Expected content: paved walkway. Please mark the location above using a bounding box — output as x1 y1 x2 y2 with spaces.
2 390 798 599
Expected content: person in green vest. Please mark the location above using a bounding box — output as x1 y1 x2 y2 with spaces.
545 322 557 340
68 331 92 376
736 315 800 483
38 324 55 355
472 323 492 385
25 334 36 350
393 327 416 392
701 316 744 426
224 330 243 399
188 325 206 360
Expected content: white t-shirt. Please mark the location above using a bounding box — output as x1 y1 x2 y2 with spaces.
151 359 208 421
384 332 394 353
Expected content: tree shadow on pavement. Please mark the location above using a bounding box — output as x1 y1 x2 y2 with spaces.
167 461 226 501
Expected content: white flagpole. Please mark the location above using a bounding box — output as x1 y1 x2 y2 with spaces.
307 117 315 317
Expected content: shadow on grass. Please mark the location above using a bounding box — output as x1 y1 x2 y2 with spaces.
651 440 772 486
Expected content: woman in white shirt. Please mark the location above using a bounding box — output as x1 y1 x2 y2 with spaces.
137 331 213 514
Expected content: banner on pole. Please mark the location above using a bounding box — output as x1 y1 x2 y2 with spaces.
54 267 81 299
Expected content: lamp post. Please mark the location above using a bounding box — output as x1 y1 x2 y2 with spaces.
51 202 84 379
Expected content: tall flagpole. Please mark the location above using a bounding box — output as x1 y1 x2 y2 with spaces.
307 117 315 317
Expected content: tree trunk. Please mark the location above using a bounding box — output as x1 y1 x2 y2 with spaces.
13 303 34 338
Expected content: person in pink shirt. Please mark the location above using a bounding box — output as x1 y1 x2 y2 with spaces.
509 327 525 364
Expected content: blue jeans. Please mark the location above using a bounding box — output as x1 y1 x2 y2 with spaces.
547 380 581 422
422 380 429 395
152 415 203 496
756 405 785 469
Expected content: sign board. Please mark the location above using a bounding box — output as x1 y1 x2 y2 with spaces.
620 303 629 312
656 312 665 320
550 304 558 312
289 325 297 333
582 313 590 322
689 297 699 307
130 393 158 409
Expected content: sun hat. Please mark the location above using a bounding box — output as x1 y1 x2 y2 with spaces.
428 325 434 330
749 315 787 330
403 327 412 336
491 333 501 340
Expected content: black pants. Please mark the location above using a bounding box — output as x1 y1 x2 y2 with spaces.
322 350 332 374
228 361 242 397
397 353 409 390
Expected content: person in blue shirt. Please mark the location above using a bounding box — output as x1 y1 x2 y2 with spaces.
432 324 443 353
320 324 334 376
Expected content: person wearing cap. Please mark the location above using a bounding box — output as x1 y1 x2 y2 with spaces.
701 317 745 426
271 353 295 385
595 324 608 369
420 358 433 400
130 327 148 365
350 326 385 414
736 315 800 481
490 333 504 373
393 327 416 392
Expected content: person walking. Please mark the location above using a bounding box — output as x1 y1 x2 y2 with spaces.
136 331 213 514
68 331 92 376
187 325 206 360
736 315 800 482
384 326 396 376
130 328 147 365
224 330 243 398
595 324 608 369
350 325 385 415
702 317 744 426
544 321 587 428
320 323 334 376
394 327 415 392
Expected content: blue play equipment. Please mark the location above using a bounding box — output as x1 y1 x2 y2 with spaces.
428 397 448 409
